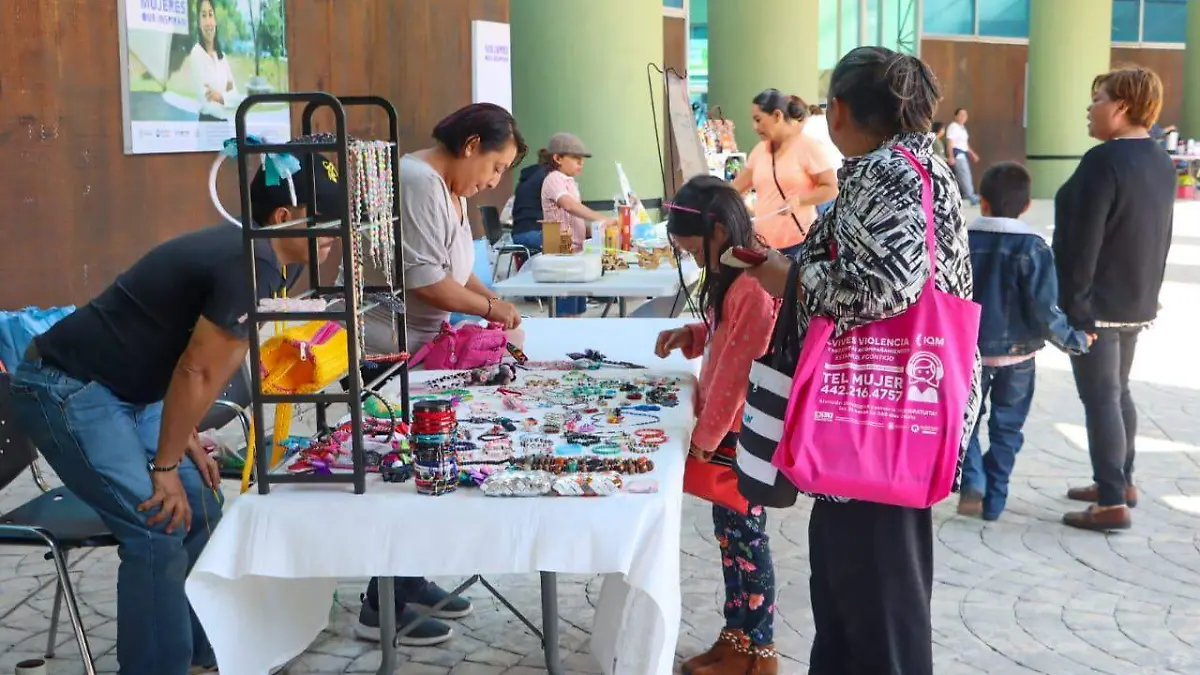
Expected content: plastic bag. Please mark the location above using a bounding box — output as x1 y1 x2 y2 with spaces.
0 306 75 370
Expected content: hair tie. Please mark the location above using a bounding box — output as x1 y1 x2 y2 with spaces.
663 201 703 215
208 136 301 228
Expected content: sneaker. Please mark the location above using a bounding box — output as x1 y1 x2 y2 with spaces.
406 580 474 619
355 596 453 646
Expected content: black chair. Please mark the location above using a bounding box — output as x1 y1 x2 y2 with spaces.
0 373 107 675
200 363 253 480
480 205 532 284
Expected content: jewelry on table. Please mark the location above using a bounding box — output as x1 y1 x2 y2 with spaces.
634 428 668 445
593 442 622 456
551 472 623 497
520 435 554 452
518 453 654 475
628 441 660 454
564 432 600 446
555 443 585 456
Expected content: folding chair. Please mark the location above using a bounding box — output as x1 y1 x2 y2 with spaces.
0 373 109 675
481 205 532 283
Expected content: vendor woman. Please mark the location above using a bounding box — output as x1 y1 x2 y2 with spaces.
356 102 527 648
732 89 839 256
511 132 617 316
7 143 340 675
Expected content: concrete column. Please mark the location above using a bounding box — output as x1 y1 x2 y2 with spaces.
707 0 820 152
510 0 664 206
1026 0 1111 198
1183 0 1200 138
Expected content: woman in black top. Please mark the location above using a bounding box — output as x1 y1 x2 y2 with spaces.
1053 66 1176 532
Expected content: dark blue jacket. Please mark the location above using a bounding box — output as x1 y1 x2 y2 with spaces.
511 164 548 235
968 217 1089 358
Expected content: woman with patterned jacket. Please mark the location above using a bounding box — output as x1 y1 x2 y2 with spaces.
746 47 982 675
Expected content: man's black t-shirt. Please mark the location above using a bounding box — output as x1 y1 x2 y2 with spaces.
37 224 287 404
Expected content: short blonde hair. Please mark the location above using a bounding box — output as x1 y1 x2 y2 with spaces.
1092 66 1164 129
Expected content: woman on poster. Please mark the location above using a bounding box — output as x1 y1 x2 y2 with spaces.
186 0 238 122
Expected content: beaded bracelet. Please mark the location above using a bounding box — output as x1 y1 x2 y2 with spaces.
628 441 659 454
555 443 585 456
565 432 600 446
520 436 554 451
593 442 622 455
634 429 668 446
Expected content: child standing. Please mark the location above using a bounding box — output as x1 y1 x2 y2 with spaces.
959 162 1093 520
654 176 781 675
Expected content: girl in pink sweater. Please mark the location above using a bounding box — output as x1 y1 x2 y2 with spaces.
655 176 781 675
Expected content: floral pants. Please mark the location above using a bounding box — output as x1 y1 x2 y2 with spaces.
714 503 776 646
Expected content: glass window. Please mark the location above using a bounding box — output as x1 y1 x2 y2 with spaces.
664 0 684 8
1111 0 1140 42
978 0 1029 38
1143 0 1187 43
923 0 975 35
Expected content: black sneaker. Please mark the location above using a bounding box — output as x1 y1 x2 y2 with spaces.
406 580 474 619
354 595 453 646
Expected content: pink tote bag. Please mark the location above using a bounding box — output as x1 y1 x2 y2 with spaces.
772 147 981 508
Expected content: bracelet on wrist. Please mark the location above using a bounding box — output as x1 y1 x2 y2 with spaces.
484 296 495 319
148 460 181 473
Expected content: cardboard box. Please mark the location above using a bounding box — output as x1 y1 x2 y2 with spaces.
541 220 573 255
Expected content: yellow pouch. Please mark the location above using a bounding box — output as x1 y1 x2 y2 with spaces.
242 321 350 493
259 321 349 394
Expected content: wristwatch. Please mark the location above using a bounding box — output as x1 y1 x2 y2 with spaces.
147 460 180 473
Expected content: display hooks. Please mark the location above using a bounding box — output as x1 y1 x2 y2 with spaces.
645 62 701 320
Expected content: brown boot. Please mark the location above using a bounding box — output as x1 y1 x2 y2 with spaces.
1063 504 1132 531
1066 483 1138 508
682 630 741 675
693 643 778 675
957 491 983 517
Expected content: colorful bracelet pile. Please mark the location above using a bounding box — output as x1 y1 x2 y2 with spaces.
411 400 459 496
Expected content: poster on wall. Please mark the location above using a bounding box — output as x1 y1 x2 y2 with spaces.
118 0 291 155
471 21 512 112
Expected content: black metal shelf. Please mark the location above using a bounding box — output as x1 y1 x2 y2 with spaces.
236 91 409 496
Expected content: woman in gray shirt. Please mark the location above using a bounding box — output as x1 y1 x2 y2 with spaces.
357 104 527 647
402 103 527 351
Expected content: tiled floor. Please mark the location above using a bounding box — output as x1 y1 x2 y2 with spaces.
4 201 1200 674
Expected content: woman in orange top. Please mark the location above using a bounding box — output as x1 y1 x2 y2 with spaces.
731 89 839 256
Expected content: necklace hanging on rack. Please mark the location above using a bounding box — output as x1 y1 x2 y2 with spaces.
348 142 370 361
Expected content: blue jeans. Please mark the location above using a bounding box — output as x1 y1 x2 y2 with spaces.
952 151 980 204
815 199 835 216
8 359 222 675
511 230 587 316
962 359 1037 518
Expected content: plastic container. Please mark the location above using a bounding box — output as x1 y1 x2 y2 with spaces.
618 205 633 250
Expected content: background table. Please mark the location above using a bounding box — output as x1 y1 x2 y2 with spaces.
187 318 700 675
494 258 702 317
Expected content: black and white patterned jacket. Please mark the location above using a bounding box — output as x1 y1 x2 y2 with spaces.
793 132 983 502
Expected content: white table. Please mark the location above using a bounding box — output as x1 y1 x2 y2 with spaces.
494 258 702 318
187 318 700 675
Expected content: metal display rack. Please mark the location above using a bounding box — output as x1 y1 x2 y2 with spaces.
234 92 409 495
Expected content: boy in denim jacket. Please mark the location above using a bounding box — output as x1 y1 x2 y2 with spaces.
959 162 1092 520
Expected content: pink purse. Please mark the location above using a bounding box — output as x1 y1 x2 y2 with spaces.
772 147 981 508
409 321 508 370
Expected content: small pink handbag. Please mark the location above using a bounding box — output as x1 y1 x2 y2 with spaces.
772 147 981 508
409 321 508 370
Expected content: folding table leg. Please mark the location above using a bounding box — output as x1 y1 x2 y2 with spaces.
540 572 564 675
376 577 398 675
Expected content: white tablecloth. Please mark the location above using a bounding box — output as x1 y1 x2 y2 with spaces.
494 258 702 298
187 318 699 675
